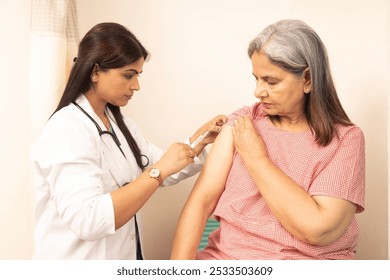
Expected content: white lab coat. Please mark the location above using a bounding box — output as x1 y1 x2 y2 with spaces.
31 94 205 259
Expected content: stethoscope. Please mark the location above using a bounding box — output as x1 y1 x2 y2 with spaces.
73 102 150 168
72 101 127 157
72 101 146 260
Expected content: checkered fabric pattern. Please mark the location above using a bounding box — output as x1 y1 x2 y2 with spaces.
198 103 365 260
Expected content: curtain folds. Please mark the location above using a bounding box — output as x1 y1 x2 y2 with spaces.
28 0 79 138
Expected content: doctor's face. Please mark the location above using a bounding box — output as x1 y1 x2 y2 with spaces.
93 57 145 107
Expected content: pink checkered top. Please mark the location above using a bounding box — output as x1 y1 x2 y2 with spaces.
198 102 365 260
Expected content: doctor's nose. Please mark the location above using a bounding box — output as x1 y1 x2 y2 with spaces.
130 77 140 92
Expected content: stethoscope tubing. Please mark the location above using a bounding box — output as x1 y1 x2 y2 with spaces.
72 101 126 157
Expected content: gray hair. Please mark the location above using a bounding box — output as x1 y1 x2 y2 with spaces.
248 19 352 146
248 19 328 79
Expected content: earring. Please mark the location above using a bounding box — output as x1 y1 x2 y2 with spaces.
304 88 310 93
91 76 98 82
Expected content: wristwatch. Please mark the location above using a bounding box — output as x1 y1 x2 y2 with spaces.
148 168 163 186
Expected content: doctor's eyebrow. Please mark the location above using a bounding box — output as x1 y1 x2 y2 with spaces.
124 69 143 75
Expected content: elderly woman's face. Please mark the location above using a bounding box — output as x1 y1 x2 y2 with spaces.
251 51 310 122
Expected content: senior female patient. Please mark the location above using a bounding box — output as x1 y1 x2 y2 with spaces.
31 22 226 260
171 19 365 260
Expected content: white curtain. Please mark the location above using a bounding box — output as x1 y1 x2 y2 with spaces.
28 0 79 138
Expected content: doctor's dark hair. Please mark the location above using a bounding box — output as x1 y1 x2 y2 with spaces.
53 22 149 170
248 19 352 146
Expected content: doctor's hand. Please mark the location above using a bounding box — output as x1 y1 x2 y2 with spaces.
153 142 196 180
190 115 228 153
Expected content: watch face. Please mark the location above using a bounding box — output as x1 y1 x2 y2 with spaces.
150 168 160 178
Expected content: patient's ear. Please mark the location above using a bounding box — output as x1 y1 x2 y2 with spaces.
303 67 311 93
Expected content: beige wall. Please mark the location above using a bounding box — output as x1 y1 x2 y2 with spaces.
0 0 388 260
0 0 34 259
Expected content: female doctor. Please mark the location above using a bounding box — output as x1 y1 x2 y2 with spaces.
31 22 227 260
